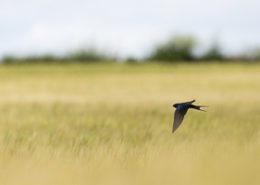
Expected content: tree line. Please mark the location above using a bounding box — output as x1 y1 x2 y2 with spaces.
2 35 260 64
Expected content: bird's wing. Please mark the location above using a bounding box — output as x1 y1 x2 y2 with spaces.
177 100 195 105
186 99 195 104
172 109 186 133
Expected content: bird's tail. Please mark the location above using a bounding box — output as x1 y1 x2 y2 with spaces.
190 105 207 112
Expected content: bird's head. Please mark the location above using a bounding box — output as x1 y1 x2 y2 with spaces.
173 103 178 108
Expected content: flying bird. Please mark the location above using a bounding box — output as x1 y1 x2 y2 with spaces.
172 100 206 133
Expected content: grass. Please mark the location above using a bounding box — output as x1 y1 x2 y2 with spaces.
0 62 259 185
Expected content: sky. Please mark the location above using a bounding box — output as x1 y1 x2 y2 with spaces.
1 0 260 58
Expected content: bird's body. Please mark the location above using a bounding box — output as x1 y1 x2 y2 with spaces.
172 100 206 133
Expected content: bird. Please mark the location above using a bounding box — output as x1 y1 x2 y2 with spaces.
172 100 206 133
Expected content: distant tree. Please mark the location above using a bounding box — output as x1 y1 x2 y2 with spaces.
1 47 117 64
125 56 138 63
67 47 116 62
147 35 196 62
2 55 18 63
248 47 260 61
37 54 58 62
2 53 60 64
201 43 224 61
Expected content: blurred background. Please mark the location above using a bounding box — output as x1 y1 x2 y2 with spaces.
1 0 260 63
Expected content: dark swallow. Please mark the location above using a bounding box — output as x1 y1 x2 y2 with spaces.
172 100 206 133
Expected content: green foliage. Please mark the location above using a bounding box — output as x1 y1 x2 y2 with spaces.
67 47 116 62
2 54 61 64
2 55 18 63
247 47 260 61
201 43 224 61
125 56 139 63
147 35 196 62
2 36 260 64
2 48 117 64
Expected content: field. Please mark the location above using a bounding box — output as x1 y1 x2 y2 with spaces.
0 62 259 185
